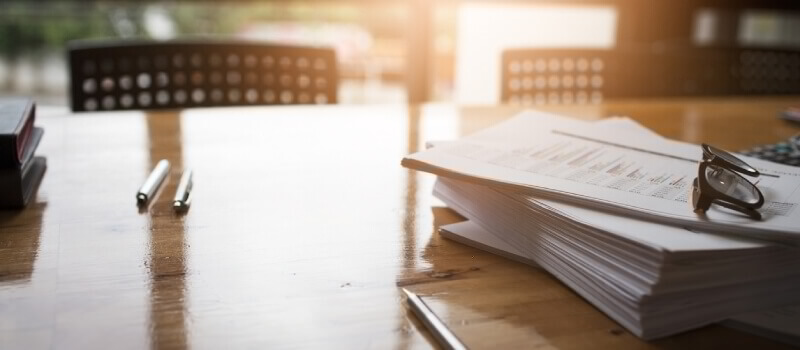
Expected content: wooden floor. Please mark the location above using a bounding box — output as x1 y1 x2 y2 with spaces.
1 97 798 349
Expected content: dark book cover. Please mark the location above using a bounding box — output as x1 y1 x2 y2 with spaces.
0 98 36 167
0 127 46 208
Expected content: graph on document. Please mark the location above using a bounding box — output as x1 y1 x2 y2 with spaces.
447 138 699 204
445 133 798 216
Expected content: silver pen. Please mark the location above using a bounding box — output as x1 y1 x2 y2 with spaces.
137 159 170 205
401 288 468 350
173 169 193 211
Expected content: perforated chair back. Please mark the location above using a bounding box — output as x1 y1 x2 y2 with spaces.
68 40 338 112
501 49 613 105
501 47 800 105
736 49 800 95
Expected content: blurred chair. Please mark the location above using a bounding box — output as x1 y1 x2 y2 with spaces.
68 40 338 112
501 47 800 105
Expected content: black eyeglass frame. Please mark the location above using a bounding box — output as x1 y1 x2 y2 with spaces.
691 144 765 220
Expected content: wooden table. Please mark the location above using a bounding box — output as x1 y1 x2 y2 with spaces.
1 97 798 349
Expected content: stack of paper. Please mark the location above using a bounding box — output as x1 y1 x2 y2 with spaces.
401 111 800 340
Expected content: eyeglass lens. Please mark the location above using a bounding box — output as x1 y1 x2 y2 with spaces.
704 164 761 204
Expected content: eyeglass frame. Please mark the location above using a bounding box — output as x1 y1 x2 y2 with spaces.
691 144 765 220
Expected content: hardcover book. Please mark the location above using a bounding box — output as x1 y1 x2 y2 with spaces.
0 127 46 208
0 98 36 167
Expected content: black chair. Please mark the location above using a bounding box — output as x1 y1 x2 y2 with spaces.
68 40 338 112
500 47 800 105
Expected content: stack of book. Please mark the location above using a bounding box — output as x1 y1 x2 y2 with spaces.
0 98 46 208
402 111 800 341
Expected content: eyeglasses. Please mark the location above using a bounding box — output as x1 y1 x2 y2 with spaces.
691 144 764 220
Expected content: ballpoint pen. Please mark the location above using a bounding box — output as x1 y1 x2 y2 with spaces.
173 169 193 211
137 159 170 205
401 288 468 350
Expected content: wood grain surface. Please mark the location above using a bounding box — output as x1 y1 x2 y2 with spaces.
1 97 798 349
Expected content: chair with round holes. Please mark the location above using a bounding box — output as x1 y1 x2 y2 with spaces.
68 39 338 112
500 47 800 106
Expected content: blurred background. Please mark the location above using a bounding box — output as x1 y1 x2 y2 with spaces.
1 0 799 106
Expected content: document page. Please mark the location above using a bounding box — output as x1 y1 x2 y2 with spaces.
403 110 800 243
